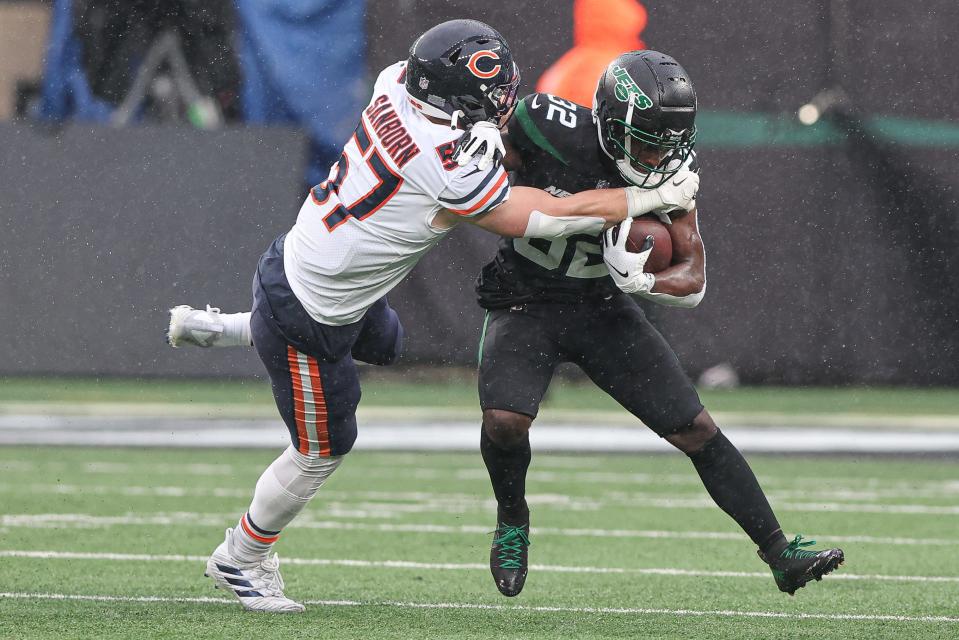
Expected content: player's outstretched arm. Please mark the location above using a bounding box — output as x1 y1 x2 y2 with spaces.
465 185 630 239
437 160 699 238
467 167 700 239
636 208 707 307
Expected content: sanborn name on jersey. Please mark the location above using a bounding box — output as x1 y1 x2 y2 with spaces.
364 95 420 169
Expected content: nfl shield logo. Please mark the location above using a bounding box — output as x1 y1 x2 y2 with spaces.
419 77 429 90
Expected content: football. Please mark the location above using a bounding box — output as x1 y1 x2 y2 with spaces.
626 215 673 273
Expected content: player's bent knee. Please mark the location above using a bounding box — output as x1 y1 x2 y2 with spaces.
483 409 532 449
381 318 406 365
351 313 405 366
290 447 346 472
664 409 718 454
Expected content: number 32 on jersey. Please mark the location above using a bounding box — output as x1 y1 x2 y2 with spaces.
533 94 577 128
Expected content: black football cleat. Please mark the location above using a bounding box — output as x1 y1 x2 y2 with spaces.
759 534 845 596
490 517 531 597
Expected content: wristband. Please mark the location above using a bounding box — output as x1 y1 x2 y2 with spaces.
625 187 664 218
523 210 606 238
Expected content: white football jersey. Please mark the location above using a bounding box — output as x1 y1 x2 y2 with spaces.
283 61 511 325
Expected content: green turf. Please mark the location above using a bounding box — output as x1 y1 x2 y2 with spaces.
1 446 957 639
3 376 959 415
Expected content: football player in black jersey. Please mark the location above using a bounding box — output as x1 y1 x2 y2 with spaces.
478 50 844 598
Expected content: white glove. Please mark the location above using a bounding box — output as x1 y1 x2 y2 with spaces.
454 121 505 170
625 169 699 218
602 218 656 294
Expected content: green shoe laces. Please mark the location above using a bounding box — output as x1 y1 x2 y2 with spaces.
781 534 819 560
493 524 531 569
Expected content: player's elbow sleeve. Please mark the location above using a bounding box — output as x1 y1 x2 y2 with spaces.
523 210 605 238
683 283 706 307
686 278 706 306
636 281 706 308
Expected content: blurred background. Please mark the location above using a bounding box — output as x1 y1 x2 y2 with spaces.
1 0 957 388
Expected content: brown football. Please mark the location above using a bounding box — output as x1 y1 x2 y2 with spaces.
626 215 673 273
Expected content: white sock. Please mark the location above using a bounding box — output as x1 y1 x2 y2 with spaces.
218 311 252 347
229 445 343 564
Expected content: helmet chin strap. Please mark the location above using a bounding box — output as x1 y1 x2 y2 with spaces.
449 109 465 130
616 158 652 188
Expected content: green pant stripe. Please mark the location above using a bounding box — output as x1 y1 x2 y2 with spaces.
477 311 490 367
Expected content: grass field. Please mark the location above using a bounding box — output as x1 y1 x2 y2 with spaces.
1 445 958 639
5 376 959 416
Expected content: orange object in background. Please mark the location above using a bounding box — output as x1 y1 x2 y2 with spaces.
536 0 648 108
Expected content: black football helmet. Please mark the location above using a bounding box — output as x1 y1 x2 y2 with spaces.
593 50 697 188
405 19 520 126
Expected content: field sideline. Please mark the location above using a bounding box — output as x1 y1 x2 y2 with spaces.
1 446 958 639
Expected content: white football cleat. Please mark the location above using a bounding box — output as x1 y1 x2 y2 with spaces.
204 528 305 613
167 304 224 348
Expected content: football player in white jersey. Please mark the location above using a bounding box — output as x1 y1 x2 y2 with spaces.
168 19 699 613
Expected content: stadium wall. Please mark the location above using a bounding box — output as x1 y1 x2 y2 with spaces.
0 123 303 379
1 122 955 384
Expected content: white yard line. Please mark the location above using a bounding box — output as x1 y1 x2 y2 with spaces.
3 482 958 516
6 461 959 504
0 456 885 483
0 591 956 624
451 468 959 493
3 513 957 547
0 460 238 476
1 549 956 584
602 495 959 515
11 482 959 517
0 482 253 499
4 457 959 496
82 461 236 475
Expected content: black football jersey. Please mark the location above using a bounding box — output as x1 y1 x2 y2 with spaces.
475 93 628 309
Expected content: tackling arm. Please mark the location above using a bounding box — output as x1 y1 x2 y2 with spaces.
635 208 707 307
465 186 629 238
